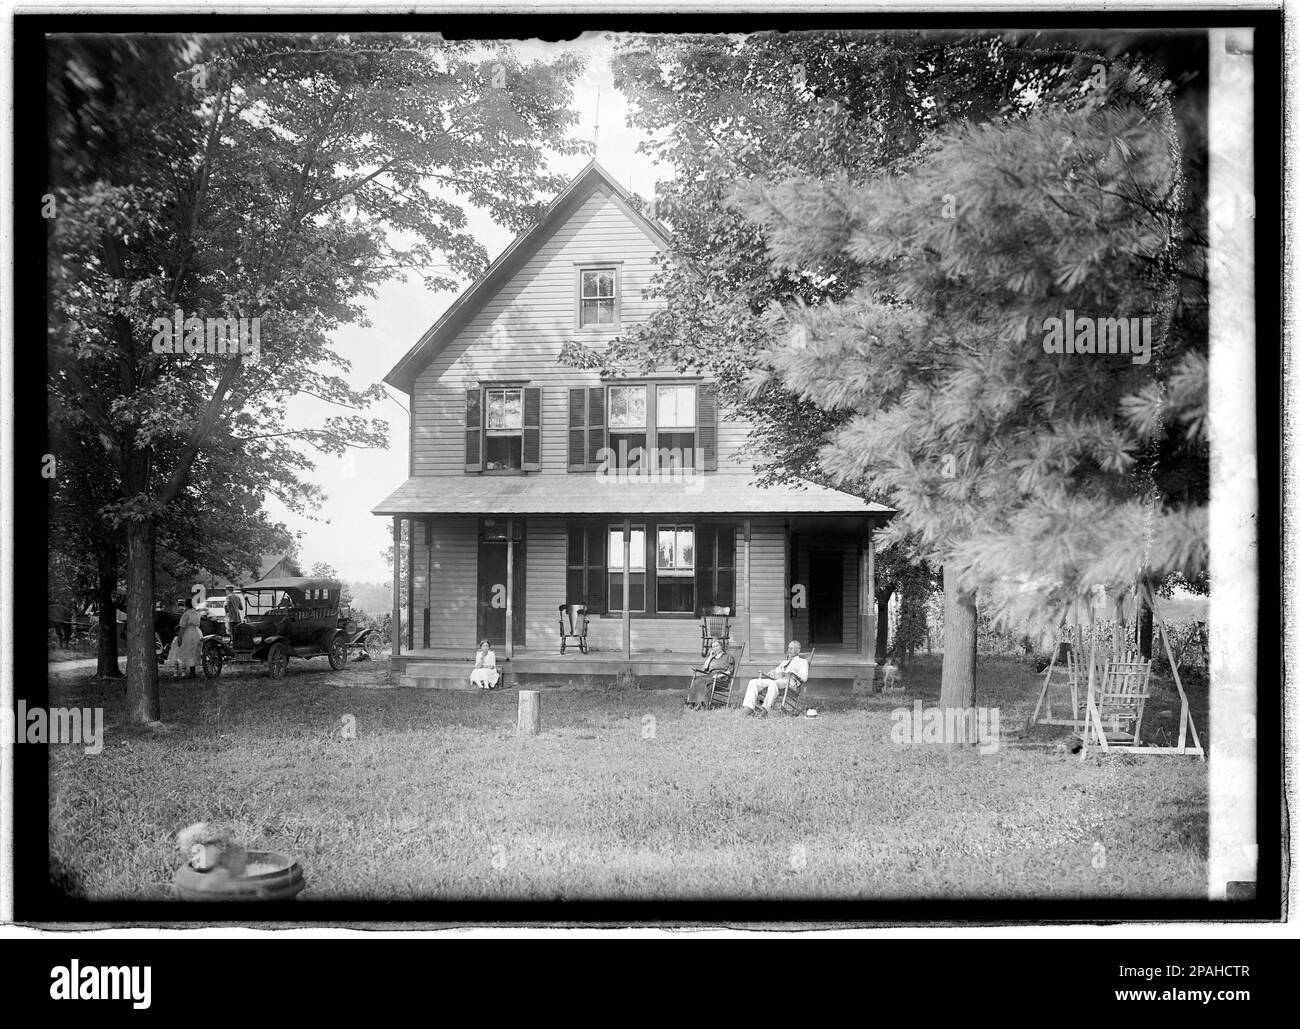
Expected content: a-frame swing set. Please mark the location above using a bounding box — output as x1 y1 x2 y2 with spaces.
1026 580 1204 759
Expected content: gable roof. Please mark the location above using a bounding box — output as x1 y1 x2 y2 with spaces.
383 161 672 393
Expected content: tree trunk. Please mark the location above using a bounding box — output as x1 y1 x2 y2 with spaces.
896 577 926 667
124 518 160 724
95 542 121 678
874 586 893 663
1138 598 1154 659
938 565 977 729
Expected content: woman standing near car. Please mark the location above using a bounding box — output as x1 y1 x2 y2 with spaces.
174 598 205 679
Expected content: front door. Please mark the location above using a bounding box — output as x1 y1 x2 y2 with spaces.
477 524 526 648
809 551 843 646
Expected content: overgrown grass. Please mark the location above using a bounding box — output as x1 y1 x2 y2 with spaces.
47 655 1209 901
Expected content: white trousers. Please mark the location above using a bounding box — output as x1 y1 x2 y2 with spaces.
742 677 783 711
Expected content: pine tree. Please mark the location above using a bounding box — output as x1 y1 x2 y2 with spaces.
735 64 1206 716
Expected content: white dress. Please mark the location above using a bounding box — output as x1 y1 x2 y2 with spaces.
470 650 500 689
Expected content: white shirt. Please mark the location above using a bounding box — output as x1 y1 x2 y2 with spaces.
775 655 809 683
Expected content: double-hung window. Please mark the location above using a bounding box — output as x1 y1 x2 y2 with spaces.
607 385 647 470
484 387 524 470
579 268 618 327
655 384 697 471
656 524 696 613
607 524 647 612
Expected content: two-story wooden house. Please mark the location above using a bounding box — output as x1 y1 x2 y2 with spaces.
375 162 890 688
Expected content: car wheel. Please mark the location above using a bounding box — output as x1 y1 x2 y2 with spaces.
328 635 347 671
202 641 223 679
267 642 289 680
364 634 383 663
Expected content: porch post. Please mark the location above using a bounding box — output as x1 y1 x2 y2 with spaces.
622 518 631 660
505 518 515 659
744 519 752 653
391 516 402 659
858 534 866 655
406 518 415 652
866 522 876 658
424 518 433 648
783 520 792 646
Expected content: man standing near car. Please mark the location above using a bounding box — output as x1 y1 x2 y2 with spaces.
224 587 245 635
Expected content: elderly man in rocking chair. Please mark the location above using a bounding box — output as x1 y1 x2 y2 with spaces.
739 641 808 717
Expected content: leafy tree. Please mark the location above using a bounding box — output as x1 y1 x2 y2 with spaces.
589 31 1098 482
47 34 586 723
47 438 123 674
735 64 1206 716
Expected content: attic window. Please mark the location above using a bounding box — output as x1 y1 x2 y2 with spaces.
579 268 618 327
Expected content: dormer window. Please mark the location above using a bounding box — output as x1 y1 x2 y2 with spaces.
577 266 620 328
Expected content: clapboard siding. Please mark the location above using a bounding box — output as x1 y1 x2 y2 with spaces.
410 188 756 477
743 519 788 656
417 517 478 649
524 517 567 649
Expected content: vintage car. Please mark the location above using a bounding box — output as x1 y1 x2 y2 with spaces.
200 577 357 679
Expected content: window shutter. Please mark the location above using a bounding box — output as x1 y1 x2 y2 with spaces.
697 383 718 471
568 388 587 470
522 387 542 471
696 523 716 616
644 525 657 615
464 389 483 471
566 524 585 605
586 386 606 470
586 523 607 615
717 525 736 611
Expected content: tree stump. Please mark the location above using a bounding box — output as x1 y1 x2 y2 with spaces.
517 690 541 735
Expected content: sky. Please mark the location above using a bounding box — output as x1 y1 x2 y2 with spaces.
267 32 663 583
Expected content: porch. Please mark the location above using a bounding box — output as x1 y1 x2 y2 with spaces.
373 471 893 687
391 644 879 692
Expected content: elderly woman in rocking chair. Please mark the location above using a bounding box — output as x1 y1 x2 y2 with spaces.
685 640 735 710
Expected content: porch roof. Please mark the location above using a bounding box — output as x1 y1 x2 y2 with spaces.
373 472 892 519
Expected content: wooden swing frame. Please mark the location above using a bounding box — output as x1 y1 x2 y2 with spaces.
1026 582 1205 760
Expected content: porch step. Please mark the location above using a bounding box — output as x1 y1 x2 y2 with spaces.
400 660 498 691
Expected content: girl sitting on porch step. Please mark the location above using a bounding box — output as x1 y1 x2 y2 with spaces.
470 640 501 690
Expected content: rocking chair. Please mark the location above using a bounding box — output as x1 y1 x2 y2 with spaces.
699 606 732 658
558 603 589 655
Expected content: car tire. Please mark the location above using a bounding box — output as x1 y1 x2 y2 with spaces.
202 641 223 679
328 635 347 671
267 642 289 680
364 634 383 663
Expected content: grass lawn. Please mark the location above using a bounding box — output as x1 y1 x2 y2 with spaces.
47 654 1209 901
